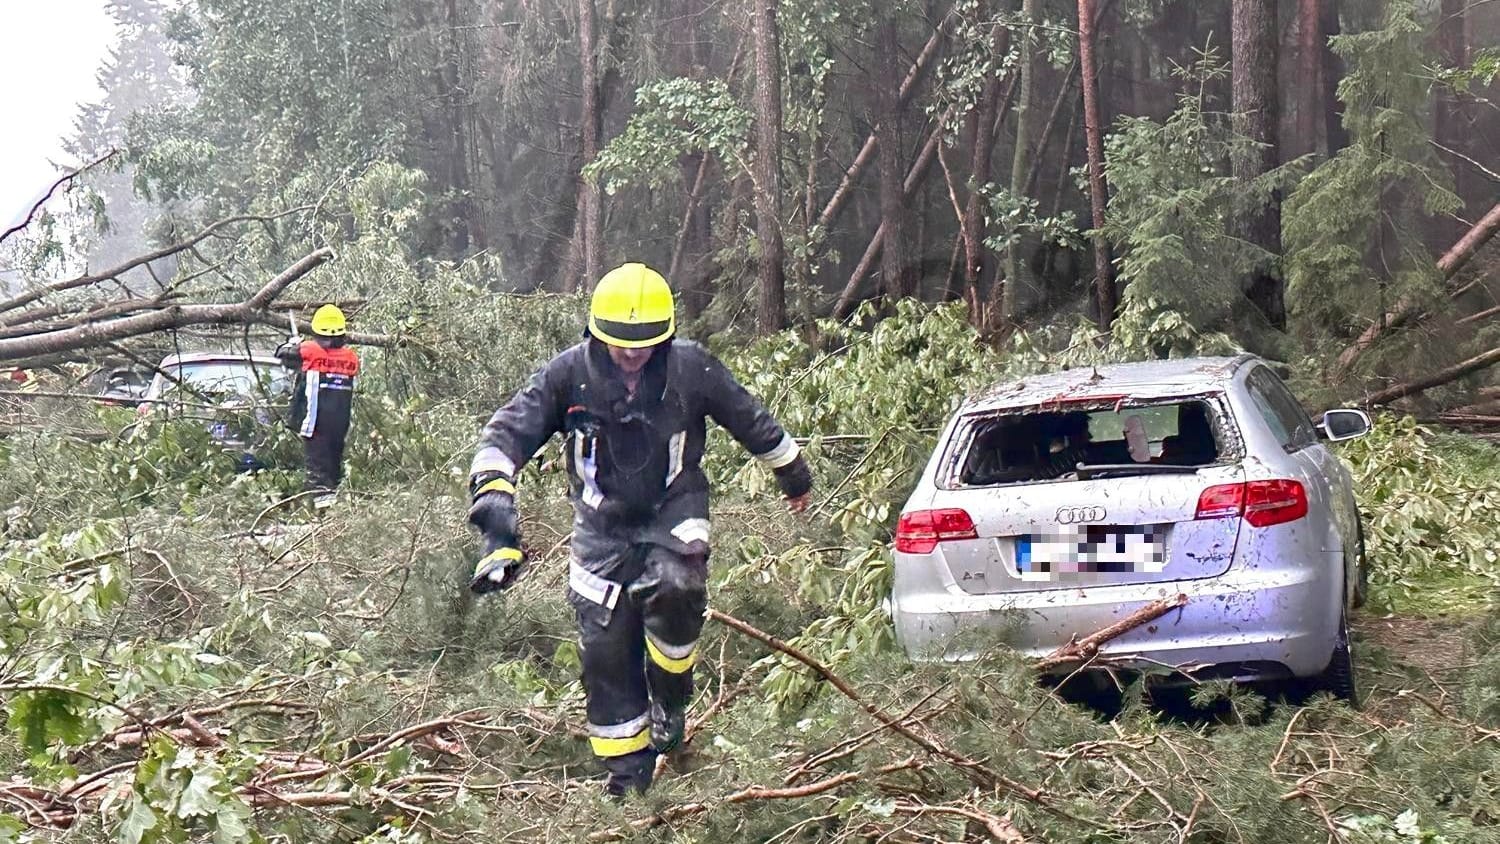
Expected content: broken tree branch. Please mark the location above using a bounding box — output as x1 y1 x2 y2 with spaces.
0 249 333 362
0 150 120 249
0 207 314 318
1031 593 1189 673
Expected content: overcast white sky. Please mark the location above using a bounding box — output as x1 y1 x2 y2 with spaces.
1 0 117 229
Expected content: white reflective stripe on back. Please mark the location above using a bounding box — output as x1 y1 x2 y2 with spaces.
299 370 320 437
755 433 800 469
470 446 517 478
665 431 686 488
569 559 619 610
575 434 604 509
645 631 697 660
670 518 711 546
588 711 650 738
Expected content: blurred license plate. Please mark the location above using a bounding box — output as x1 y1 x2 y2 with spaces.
209 422 229 440
1015 526 1166 580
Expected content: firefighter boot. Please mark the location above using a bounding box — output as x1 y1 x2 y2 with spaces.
649 700 685 754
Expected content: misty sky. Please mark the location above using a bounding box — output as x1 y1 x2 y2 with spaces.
1 0 117 229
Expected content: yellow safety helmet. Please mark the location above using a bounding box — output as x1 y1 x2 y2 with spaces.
587 263 675 349
310 304 347 337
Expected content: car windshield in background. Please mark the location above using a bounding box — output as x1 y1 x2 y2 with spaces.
954 398 1227 487
166 362 288 400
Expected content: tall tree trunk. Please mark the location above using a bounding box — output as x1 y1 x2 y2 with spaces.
1296 0 1322 158
574 0 603 293
1077 0 1115 331
438 0 474 254
816 11 953 234
1002 0 1040 323
1436 0 1468 231
875 18 918 304
962 9 1006 326
1232 0 1285 330
1320 0 1348 155
752 0 787 332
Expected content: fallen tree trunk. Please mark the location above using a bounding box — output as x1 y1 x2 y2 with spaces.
0 250 333 362
815 10 955 233
1360 344 1500 407
1335 200 1500 375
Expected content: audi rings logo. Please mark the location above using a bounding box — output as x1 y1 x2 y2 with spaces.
1056 505 1106 524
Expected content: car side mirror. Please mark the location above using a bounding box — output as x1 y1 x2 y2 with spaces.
1319 409 1371 442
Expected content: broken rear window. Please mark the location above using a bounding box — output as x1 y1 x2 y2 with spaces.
950 397 1229 487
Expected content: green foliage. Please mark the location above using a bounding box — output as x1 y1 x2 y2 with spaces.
1101 45 1297 335
586 78 752 195
1340 415 1500 613
1283 0 1461 356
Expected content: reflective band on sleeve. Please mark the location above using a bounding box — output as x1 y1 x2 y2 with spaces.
755 433 801 469
669 518 711 547
665 431 686 488
470 446 517 478
646 635 698 674
568 560 620 610
475 477 516 497
299 370 320 438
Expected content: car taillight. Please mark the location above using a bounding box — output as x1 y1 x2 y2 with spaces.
1195 480 1308 527
895 508 978 554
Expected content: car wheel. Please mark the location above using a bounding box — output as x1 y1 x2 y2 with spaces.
1315 606 1360 706
1351 518 1370 610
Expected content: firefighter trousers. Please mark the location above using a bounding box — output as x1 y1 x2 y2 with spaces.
568 542 707 794
303 423 349 493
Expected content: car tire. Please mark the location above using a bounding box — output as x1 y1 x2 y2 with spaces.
1315 606 1360 706
1351 517 1370 610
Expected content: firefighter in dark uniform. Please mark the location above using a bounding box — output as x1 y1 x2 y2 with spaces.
466 263 813 796
278 305 360 510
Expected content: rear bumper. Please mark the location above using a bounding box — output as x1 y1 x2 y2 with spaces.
889 552 1343 679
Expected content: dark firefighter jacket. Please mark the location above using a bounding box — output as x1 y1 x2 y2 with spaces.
281 340 360 438
470 339 801 566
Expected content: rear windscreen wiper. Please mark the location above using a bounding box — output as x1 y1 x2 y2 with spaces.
1072 463 1203 480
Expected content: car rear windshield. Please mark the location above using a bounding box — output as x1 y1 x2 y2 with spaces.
164 362 288 399
951 397 1228 487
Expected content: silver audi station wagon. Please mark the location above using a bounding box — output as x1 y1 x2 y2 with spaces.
888 355 1372 701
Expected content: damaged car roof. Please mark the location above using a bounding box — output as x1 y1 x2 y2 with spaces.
966 354 1256 412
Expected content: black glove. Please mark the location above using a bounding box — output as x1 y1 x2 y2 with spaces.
467 472 523 594
773 454 813 500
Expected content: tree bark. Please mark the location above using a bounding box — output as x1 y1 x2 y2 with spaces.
962 11 1007 325
1232 0 1285 330
874 18 917 305
752 0 787 333
574 0 603 292
1078 0 1116 331
1002 0 1040 323
1320 0 1348 155
1296 0 1322 158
